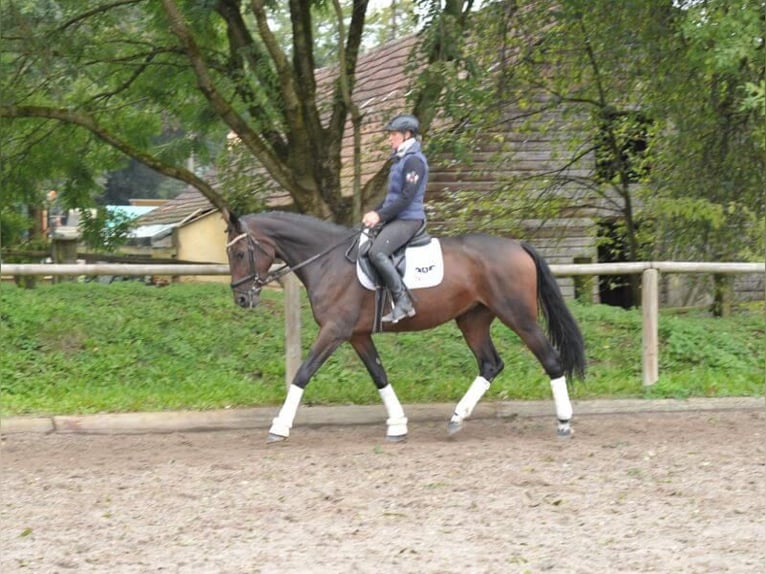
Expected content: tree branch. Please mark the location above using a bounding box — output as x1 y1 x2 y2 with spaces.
214 0 287 157
249 0 304 139
328 0 369 136
59 0 145 32
0 104 231 214
161 0 295 192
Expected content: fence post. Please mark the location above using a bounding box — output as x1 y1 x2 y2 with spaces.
283 272 301 389
51 237 79 283
642 268 659 386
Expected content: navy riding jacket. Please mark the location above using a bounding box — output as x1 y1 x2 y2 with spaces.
376 139 428 222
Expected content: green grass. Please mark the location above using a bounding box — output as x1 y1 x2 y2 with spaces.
0 281 763 416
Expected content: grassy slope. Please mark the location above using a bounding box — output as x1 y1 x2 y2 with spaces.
0 282 763 416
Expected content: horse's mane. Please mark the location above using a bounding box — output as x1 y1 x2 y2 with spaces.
245 210 351 238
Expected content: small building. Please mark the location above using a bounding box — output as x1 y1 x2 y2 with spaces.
125 189 227 282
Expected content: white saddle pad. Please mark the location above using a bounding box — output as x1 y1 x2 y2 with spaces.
356 234 444 291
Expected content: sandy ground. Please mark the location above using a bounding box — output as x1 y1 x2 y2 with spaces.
1 408 764 574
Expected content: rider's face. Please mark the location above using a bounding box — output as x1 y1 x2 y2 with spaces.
388 130 406 151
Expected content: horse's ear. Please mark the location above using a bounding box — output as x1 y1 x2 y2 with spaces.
222 208 241 232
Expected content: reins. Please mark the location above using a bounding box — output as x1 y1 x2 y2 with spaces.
229 225 364 292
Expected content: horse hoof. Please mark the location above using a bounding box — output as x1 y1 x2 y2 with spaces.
267 433 288 444
386 434 407 443
556 425 574 439
447 420 463 436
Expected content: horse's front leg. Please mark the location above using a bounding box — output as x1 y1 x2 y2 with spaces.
349 334 408 442
268 327 345 443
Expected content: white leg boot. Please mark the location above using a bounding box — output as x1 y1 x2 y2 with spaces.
379 384 408 441
448 376 491 435
268 384 304 442
550 376 573 437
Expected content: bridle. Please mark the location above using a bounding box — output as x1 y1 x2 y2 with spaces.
227 232 273 296
227 226 364 297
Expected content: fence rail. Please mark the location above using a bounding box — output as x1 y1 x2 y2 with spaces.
3 261 764 387
550 261 765 275
0 263 231 276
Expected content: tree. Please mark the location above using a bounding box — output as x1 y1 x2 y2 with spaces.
648 0 765 259
1 0 476 232
646 0 765 314
0 0 219 252
427 0 669 305
428 0 764 307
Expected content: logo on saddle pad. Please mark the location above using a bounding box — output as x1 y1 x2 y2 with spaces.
356 234 444 291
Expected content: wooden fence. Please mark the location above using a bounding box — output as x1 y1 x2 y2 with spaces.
3 261 764 387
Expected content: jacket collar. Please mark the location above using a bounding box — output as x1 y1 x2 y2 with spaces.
393 138 419 159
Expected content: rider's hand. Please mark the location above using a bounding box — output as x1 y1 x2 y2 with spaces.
362 211 381 228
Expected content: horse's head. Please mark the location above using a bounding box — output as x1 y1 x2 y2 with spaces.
225 213 276 309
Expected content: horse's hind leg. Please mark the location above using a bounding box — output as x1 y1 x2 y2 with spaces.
449 306 505 435
493 301 574 438
523 326 573 437
349 334 407 441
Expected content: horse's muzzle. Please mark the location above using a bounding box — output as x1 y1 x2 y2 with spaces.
233 291 260 309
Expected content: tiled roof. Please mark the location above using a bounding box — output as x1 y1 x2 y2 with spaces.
133 187 214 226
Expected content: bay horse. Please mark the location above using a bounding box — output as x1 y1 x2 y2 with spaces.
224 210 585 442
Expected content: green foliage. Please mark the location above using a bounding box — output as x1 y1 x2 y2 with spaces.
78 207 135 253
365 0 418 48
0 2 172 243
102 149 188 205
425 0 764 264
741 80 765 126
0 207 34 248
214 139 273 215
0 0 240 235
427 0 656 234
0 282 762 417
643 0 765 261
593 110 653 185
0 0 449 229
1 0 763 265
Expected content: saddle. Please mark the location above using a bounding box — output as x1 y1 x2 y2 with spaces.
356 222 432 284
350 224 444 332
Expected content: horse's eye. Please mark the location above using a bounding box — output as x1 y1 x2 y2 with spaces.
235 252 245 261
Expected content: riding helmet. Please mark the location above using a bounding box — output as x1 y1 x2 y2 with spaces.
385 114 420 135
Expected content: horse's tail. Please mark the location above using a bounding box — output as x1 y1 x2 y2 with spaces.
521 242 586 381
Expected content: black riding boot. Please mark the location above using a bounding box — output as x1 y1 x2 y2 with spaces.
370 252 415 323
